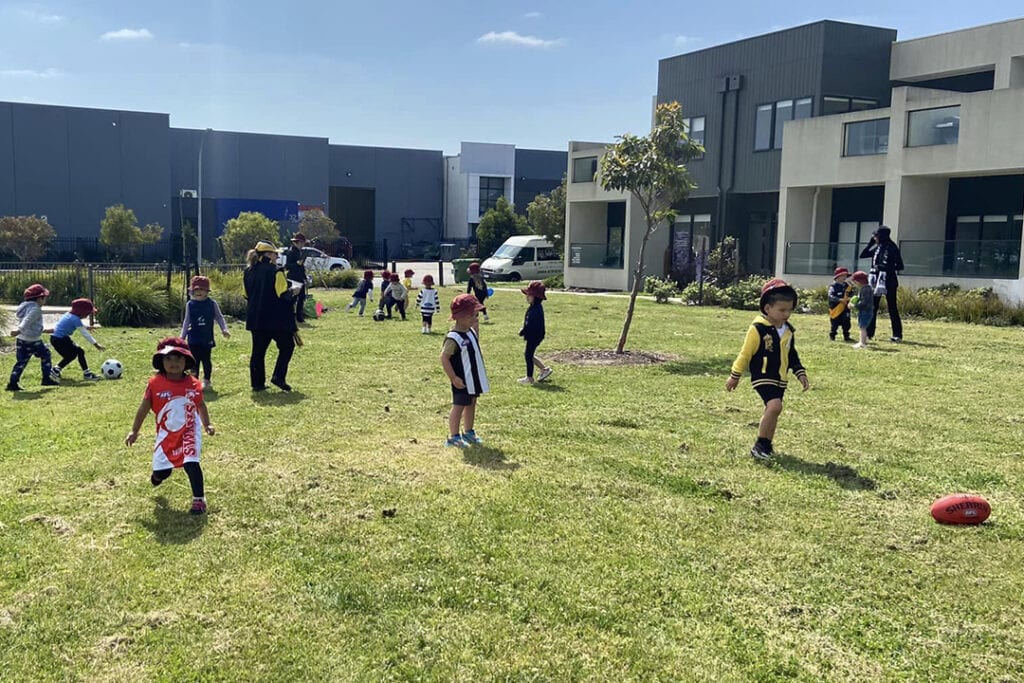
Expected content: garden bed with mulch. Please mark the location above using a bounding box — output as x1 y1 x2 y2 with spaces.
547 349 677 366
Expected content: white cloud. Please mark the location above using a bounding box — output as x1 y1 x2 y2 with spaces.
673 35 703 48
524 11 542 19
100 28 154 41
477 30 561 49
0 67 63 78
21 9 63 23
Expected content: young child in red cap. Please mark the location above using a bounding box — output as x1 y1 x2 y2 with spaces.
383 273 408 320
827 267 854 342
726 278 809 461
402 268 417 297
346 270 375 315
518 281 553 384
441 294 489 448
50 298 105 382
850 270 874 349
416 274 440 333
181 276 230 391
6 284 59 392
125 337 215 515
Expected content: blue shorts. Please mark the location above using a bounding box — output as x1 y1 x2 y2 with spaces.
858 310 873 329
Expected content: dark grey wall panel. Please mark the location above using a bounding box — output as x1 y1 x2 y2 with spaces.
12 104 71 233
514 148 567 214
821 23 897 105
329 145 443 247
0 103 16 217
118 110 171 232
67 108 122 239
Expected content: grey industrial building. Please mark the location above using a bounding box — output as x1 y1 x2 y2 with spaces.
0 100 565 261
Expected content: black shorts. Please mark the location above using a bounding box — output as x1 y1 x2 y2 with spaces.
451 386 478 406
754 384 785 404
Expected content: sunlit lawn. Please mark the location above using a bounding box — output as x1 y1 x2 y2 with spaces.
1 287 1021 681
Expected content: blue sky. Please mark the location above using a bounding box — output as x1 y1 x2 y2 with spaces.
0 1 1020 155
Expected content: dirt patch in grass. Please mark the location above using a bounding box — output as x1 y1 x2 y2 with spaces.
548 349 677 366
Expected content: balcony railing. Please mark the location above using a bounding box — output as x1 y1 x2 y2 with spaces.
787 240 1021 278
569 242 623 269
901 240 1020 279
784 242 869 275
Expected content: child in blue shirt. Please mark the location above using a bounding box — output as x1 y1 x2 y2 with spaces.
346 270 375 315
180 276 230 391
50 298 105 382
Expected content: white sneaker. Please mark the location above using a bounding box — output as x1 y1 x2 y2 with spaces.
202 379 212 390
518 376 535 384
537 367 553 382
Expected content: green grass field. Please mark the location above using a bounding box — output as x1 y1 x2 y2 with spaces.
1 288 1022 681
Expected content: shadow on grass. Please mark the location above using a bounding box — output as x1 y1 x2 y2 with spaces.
251 390 307 405
893 340 943 349
139 496 207 544
10 390 47 401
531 382 565 393
772 454 877 491
662 357 733 376
462 446 520 472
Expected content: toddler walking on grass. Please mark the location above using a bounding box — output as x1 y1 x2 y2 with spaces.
850 270 874 349
6 284 59 392
125 337 215 515
181 276 230 391
726 278 809 462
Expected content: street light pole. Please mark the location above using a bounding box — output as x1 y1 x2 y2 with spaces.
197 128 212 271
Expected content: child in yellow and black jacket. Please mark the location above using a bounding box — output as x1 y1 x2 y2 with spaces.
726 278 809 461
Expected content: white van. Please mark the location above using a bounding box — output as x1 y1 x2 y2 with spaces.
481 235 563 282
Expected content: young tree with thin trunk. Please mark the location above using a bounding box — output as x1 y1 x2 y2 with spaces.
599 101 701 354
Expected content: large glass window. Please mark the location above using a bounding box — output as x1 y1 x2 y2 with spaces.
907 106 960 147
756 98 812 150
684 116 705 158
843 118 890 156
823 96 879 115
478 176 505 215
572 156 598 183
754 104 773 151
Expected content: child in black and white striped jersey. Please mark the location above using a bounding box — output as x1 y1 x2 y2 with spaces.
416 274 440 334
440 294 489 448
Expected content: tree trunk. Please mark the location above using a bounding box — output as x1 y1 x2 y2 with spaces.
615 225 654 354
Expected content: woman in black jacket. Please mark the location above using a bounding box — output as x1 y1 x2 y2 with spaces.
244 241 298 391
859 225 905 342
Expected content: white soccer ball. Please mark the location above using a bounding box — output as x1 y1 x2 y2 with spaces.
100 358 123 380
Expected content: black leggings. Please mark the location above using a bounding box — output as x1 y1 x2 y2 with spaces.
386 299 406 319
525 338 542 378
191 345 213 379
249 329 295 389
867 286 903 339
51 335 88 371
152 461 204 498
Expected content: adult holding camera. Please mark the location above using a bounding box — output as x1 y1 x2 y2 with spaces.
284 232 308 323
859 225 905 342
244 241 297 392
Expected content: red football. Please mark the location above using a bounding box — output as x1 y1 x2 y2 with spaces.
930 494 991 525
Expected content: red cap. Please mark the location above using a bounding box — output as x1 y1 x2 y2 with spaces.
759 277 797 312
404 269 414 277
381 270 391 278
422 274 434 285
851 270 869 285
152 336 195 371
363 269 374 279
450 293 485 319
190 275 211 291
468 262 481 274
23 284 49 300
290 232 307 242
70 298 97 317
521 280 546 300
389 273 399 282
833 267 850 278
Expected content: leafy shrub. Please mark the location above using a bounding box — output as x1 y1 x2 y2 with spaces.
721 276 768 310
94 275 177 327
543 273 564 289
0 268 86 305
316 268 360 289
898 284 1024 325
643 276 680 303
680 282 723 305
796 285 829 314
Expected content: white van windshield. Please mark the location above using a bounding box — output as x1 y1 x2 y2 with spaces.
493 245 522 259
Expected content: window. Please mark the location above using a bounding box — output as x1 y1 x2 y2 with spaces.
907 105 960 147
843 118 890 156
537 246 561 261
684 116 705 158
572 156 598 183
823 96 879 115
755 104 773 151
756 98 812 150
478 176 505 215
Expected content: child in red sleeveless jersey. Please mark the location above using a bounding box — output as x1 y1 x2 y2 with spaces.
125 337 215 515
